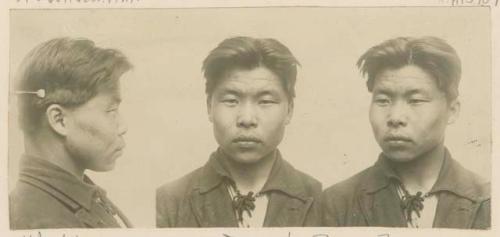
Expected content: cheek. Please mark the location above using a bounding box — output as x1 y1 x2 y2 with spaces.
75 117 117 144
369 106 385 133
261 107 289 133
415 104 449 128
211 109 235 137
418 114 448 137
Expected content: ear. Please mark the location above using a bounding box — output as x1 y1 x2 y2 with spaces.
447 99 460 125
45 104 69 136
284 100 294 125
207 96 214 123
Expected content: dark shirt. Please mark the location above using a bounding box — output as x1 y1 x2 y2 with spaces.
321 148 490 229
9 155 132 229
156 149 322 227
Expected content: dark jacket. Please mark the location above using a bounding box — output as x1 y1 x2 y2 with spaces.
156 150 322 227
321 149 490 229
10 155 132 229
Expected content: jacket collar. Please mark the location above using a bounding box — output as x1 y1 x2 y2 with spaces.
362 153 399 194
19 155 104 210
362 148 488 201
430 150 490 201
197 148 310 201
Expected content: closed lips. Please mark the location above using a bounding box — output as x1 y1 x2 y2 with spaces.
384 136 412 142
233 137 261 143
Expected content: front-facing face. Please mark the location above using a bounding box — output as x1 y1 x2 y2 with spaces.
208 66 293 164
64 85 127 172
369 65 459 163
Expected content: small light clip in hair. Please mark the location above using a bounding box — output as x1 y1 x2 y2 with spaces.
15 89 46 98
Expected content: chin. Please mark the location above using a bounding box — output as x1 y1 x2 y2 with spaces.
382 150 418 163
227 152 265 165
232 156 262 164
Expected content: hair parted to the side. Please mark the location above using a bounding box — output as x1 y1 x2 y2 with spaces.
357 36 461 101
16 37 133 134
202 36 300 100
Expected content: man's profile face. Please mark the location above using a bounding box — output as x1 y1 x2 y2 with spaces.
208 66 293 164
64 84 127 172
369 65 457 163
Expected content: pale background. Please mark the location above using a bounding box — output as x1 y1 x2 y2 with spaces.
8 7 491 228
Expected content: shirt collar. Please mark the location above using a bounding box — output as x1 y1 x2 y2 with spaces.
197 149 309 201
19 155 104 210
363 148 488 201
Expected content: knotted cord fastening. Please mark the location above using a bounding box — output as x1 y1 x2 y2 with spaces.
231 189 256 222
398 183 431 224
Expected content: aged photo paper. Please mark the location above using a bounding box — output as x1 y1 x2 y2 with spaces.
0 0 498 237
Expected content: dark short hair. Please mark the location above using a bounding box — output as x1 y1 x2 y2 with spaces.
357 36 461 101
202 36 300 100
16 37 132 134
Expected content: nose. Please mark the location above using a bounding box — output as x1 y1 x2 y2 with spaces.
387 101 408 128
236 102 257 129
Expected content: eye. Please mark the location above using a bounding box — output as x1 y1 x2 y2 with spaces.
408 98 428 105
259 99 277 105
222 99 238 106
373 97 390 106
107 107 119 113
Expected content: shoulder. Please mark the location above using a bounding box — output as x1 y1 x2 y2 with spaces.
156 167 204 227
10 181 81 229
450 159 490 201
280 159 322 196
294 168 322 195
322 165 375 201
465 170 490 201
156 167 204 202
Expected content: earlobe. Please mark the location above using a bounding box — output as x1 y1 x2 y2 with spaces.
447 99 461 124
46 104 69 136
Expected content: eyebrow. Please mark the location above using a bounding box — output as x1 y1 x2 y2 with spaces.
257 90 283 100
405 89 430 97
373 88 429 96
218 88 242 96
372 88 393 96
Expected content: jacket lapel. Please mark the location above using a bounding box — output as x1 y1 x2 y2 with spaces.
260 152 316 226
430 150 488 228
358 156 407 227
264 193 313 226
189 185 238 227
359 185 407 227
432 192 479 228
189 152 238 227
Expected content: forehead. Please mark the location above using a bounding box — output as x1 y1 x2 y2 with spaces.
213 67 286 95
373 65 441 94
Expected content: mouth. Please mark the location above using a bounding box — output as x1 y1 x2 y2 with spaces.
116 144 126 151
114 144 126 155
232 137 262 148
384 135 413 145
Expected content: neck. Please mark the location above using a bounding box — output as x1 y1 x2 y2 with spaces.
24 131 85 179
220 149 278 194
391 144 446 194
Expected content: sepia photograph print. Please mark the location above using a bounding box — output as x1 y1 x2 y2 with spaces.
0 1 498 237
